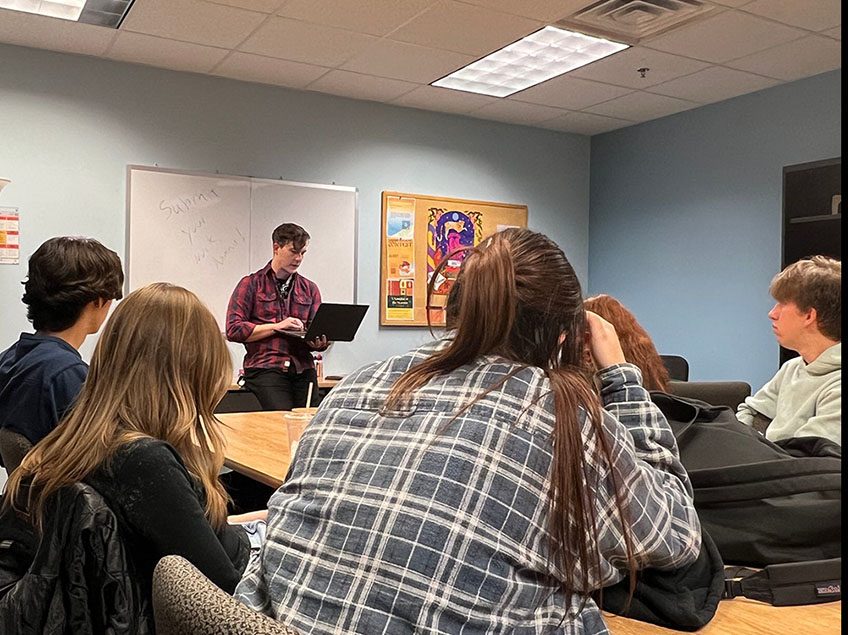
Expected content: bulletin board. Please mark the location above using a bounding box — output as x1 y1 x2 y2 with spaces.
380 191 527 327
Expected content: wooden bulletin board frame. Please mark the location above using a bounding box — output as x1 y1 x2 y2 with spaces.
380 191 528 327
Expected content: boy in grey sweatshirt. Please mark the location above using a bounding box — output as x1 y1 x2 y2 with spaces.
737 256 841 445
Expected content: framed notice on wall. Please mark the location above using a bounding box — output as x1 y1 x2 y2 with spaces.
0 207 20 265
380 191 528 327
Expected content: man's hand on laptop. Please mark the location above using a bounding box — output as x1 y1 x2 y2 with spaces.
308 335 328 350
276 317 304 332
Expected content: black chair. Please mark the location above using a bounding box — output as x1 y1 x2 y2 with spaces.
215 388 264 414
667 380 752 411
660 355 689 381
0 428 33 474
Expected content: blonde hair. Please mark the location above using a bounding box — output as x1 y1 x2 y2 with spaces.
6 283 232 530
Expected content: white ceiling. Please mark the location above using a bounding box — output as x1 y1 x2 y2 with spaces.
0 0 841 135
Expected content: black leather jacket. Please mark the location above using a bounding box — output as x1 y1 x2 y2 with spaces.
0 482 154 634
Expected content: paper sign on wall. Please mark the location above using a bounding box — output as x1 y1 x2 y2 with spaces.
0 207 19 265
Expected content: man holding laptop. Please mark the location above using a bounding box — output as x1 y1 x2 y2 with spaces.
226 223 328 410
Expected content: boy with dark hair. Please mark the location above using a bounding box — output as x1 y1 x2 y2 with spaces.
0 237 124 450
737 256 841 444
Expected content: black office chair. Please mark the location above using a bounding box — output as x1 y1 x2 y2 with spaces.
660 355 689 381
667 380 752 411
0 428 33 474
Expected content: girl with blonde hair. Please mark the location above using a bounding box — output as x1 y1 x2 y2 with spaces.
238 228 699 634
5 283 250 596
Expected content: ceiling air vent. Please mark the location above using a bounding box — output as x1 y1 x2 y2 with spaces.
555 0 715 45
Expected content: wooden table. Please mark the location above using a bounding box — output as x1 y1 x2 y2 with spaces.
607 598 840 634
218 411 841 635
219 411 290 488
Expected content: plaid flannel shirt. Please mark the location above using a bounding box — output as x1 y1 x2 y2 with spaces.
226 262 322 373
236 337 700 634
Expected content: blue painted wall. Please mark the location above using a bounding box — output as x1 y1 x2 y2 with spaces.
0 43 590 376
588 70 841 389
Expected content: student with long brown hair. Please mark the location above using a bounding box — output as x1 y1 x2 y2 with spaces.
584 294 671 392
237 228 700 633
4 283 251 598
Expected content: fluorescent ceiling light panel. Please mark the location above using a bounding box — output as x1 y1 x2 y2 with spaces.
0 0 135 26
0 0 85 20
432 26 629 97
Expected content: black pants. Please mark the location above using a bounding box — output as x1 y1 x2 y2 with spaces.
243 367 319 411
220 471 275 514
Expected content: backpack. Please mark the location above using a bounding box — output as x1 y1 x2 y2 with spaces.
650 391 841 606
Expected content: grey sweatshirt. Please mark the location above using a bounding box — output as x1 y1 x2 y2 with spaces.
737 342 841 445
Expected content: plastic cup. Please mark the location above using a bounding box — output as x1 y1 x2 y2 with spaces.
283 412 312 457
292 407 319 416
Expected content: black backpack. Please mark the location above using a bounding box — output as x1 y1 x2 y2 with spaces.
651 391 841 606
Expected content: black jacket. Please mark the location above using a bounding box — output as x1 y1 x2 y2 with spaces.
0 482 154 634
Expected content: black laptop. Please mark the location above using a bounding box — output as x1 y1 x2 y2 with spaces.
277 303 368 342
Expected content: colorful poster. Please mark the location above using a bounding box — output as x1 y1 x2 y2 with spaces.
0 207 20 265
386 196 415 280
426 208 483 315
386 278 414 320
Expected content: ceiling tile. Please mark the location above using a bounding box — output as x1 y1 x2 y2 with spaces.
388 0 542 56
539 111 633 135
742 0 841 33
569 46 710 88
307 70 418 102
585 91 698 122
277 0 433 37
710 0 755 6
106 32 230 73
821 27 841 40
510 76 632 110
726 35 842 81
201 0 284 12
468 100 566 125
391 85 498 114
458 0 588 22
212 52 330 88
121 0 266 48
342 39 474 83
0 8 115 56
648 66 779 103
239 16 377 67
644 11 806 63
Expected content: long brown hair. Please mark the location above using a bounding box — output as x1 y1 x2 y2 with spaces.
584 294 670 392
386 228 636 607
5 283 232 530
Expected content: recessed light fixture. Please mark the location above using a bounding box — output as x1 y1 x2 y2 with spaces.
432 26 629 98
0 0 136 28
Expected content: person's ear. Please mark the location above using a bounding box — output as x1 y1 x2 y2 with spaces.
804 307 818 328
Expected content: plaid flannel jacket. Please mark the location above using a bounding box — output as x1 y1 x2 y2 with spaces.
236 338 700 634
226 262 322 373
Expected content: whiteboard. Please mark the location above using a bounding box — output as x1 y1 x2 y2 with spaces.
127 166 358 376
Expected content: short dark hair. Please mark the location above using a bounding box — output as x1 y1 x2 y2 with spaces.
770 256 841 341
272 223 310 251
22 237 124 332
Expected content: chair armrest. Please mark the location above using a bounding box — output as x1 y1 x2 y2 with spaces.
152 555 298 634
